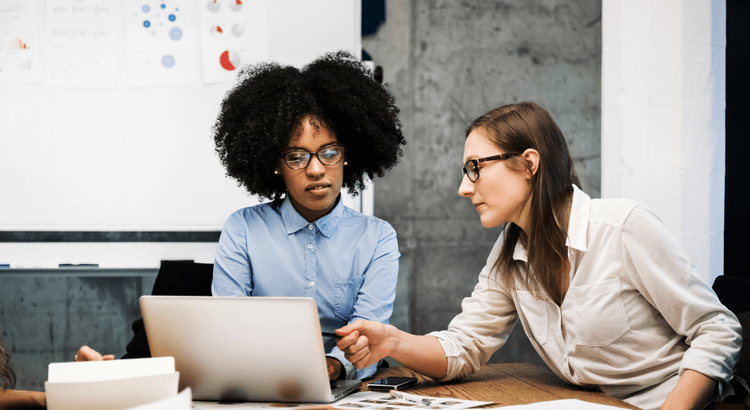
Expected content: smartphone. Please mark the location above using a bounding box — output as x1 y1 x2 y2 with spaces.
367 376 418 391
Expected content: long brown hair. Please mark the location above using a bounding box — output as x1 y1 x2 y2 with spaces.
466 102 579 304
0 340 15 391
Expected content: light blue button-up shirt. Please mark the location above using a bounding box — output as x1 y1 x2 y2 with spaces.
212 195 400 379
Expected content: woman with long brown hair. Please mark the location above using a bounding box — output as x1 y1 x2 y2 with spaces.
335 102 743 410
0 341 45 408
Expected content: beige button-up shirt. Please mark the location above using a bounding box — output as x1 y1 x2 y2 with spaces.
431 186 741 410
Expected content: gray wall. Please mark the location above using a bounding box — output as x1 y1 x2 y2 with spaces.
0 0 601 391
367 0 602 367
0 270 156 391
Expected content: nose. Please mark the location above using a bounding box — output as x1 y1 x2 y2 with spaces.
458 174 474 197
306 154 326 177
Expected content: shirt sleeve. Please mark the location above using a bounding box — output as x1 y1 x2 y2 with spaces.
620 205 742 392
429 234 519 381
212 211 253 296
341 221 400 379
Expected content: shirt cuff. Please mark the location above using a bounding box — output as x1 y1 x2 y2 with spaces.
427 331 460 382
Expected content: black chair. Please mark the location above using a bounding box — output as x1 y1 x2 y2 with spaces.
707 275 750 409
713 275 750 384
123 260 213 358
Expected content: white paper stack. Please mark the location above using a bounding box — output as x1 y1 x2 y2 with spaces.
44 356 183 410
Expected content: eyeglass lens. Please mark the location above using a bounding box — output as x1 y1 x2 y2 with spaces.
463 160 479 181
284 145 344 169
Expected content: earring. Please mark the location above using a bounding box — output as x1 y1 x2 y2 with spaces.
344 161 348 165
274 170 279 175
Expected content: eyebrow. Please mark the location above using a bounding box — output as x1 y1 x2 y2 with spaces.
283 142 341 153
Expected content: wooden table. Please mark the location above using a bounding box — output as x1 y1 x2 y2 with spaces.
364 363 640 409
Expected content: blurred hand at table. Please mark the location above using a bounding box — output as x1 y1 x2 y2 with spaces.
335 320 394 370
326 357 343 381
74 345 115 361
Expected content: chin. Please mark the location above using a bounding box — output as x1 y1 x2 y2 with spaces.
478 217 500 229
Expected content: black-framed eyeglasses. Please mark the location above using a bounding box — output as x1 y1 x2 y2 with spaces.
280 144 345 170
462 153 519 182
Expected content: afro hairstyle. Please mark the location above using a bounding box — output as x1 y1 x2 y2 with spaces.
213 50 405 205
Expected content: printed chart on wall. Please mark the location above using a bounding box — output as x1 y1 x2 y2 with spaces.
198 0 268 84
45 0 116 89
125 0 199 87
0 0 40 84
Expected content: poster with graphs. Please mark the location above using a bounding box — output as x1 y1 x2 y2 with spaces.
44 0 116 89
198 0 268 84
125 0 199 87
0 0 40 84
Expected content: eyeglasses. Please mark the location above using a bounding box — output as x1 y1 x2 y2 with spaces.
462 153 518 182
281 144 345 170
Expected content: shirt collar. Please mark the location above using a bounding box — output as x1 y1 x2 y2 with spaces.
511 185 590 262
566 184 590 252
279 194 344 238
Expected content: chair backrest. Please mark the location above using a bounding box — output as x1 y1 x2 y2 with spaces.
151 260 214 296
712 275 750 383
124 261 214 358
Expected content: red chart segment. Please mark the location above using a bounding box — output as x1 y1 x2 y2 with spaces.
219 50 240 71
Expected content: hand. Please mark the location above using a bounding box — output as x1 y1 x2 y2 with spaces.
74 345 115 361
335 320 394 370
326 357 343 381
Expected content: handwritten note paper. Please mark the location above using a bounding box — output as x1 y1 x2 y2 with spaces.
45 0 116 89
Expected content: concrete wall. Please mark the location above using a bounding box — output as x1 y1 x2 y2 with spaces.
366 0 602 366
0 270 156 390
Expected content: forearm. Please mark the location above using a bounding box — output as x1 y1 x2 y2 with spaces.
660 369 717 410
0 389 46 409
388 327 448 380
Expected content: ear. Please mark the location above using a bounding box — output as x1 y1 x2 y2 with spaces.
521 148 539 178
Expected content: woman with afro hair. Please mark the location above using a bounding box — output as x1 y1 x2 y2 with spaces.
211 51 406 381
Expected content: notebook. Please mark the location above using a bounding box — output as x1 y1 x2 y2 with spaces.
139 295 362 403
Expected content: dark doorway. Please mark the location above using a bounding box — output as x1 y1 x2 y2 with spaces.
725 0 750 279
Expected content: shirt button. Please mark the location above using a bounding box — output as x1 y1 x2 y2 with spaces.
308 244 314 250
308 224 314 230
718 314 725 321
309 281 315 287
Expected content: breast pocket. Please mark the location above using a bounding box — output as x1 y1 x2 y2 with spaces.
515 290 548 345
334 276 365 320
569 278 631 347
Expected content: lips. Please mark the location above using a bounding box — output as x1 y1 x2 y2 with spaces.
306 182 331 192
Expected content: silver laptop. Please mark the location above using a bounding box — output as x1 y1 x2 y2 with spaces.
139 295 362 403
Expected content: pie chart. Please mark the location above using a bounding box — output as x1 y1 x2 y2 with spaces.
230 0 242 12
210 25 223 37
219 50 240 71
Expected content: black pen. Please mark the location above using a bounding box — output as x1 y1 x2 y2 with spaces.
322 331 339 338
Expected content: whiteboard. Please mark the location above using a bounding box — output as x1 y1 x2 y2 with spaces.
0 0 363 234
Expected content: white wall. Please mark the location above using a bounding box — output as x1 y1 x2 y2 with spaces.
601 0 726 284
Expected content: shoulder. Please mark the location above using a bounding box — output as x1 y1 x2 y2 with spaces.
340 206 397 237
225 202 281 226
588 197 643 230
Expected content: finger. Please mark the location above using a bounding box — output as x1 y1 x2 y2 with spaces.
352 350 374 369
77 346 97 361
77 346 106 361
336 330 360 350
352 334 369 353
335 319 369 336
102 354 115 360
